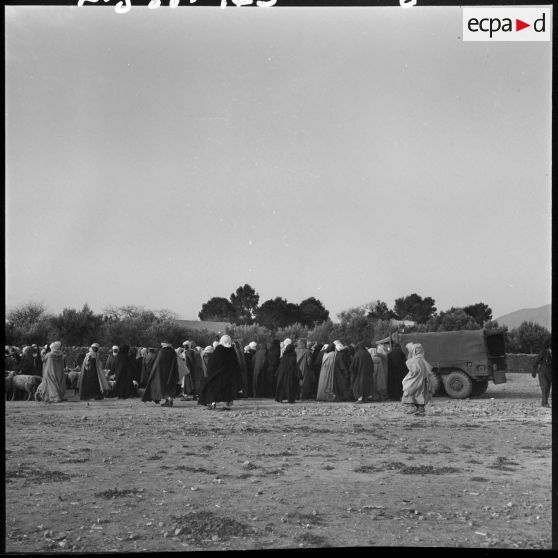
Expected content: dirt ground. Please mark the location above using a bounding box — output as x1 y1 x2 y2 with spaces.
4 373 552 552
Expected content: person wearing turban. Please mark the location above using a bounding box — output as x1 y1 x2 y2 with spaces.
79 343 110 401
198 335 242 410
275 343 300 404
36 342 66 403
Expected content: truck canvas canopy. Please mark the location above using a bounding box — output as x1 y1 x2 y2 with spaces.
397 330 488 366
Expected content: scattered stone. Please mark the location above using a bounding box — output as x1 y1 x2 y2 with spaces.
52 532 67 541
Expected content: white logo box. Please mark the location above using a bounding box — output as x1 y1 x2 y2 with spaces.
463 6 551 41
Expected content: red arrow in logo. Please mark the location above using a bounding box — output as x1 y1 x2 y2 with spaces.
516 19 530 31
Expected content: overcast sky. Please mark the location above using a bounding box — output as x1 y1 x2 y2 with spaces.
5 4 552 322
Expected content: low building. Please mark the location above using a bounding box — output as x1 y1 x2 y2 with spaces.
176 320 232 336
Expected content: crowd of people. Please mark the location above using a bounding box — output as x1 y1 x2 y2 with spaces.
5 336 440 415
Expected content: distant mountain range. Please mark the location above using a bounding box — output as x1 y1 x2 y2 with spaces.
494 304 551 331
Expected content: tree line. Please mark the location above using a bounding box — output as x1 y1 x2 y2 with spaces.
5 291 551 354
198 284 330 329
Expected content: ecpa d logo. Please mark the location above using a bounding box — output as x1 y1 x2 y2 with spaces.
463 7 551 41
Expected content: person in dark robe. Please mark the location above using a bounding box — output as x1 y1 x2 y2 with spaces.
142 342 179 407
243 342 257 397
135 347 146 384
532 340 552 407
78 343 109 400
350 341 374 402
20 346 42 377
104 345 119 381
267 339 281 395
387 343 408 401
252 343 272 397
332 340 354 401
232 340 248 397
140 347 156 388
115 344 135 399
5 347 17 373
275 344 300 404
8 346 23 373
198 335 242 410
296 339 315 400
31 344 43 376
75 346 88 370
185 341 204 399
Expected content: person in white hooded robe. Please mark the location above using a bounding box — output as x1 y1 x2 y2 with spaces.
401 343 436 416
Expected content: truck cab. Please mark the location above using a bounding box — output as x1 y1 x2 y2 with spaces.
388 329 507 399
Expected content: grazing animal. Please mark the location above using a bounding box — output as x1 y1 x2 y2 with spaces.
107 379 116 398
9 373 43 401
5 373 15 400
67 369 82 396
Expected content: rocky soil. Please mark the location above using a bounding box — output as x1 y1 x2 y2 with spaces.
4 373 552 551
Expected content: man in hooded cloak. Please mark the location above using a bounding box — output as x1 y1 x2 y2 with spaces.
142 342 179 407
198 335 241 410
402 343 436 416
350 341 374 402
115 344 135 399
79 343 109 400
275 343 300 404
332 340 354 401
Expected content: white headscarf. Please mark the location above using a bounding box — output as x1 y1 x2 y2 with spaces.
405 343 433 375
405 342 416 359
377 344 388 356
219 335 232 348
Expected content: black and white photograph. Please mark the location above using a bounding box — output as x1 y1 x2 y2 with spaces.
4 0 552 552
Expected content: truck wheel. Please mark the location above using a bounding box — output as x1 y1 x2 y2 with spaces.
471 379 489 396
442 370 473 399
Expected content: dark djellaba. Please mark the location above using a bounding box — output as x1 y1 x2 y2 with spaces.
198 335 242 410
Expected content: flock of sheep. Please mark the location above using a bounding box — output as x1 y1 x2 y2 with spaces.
4 371 43 401
4 369 134 402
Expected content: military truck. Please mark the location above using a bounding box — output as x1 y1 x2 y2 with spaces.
381 329 507 399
